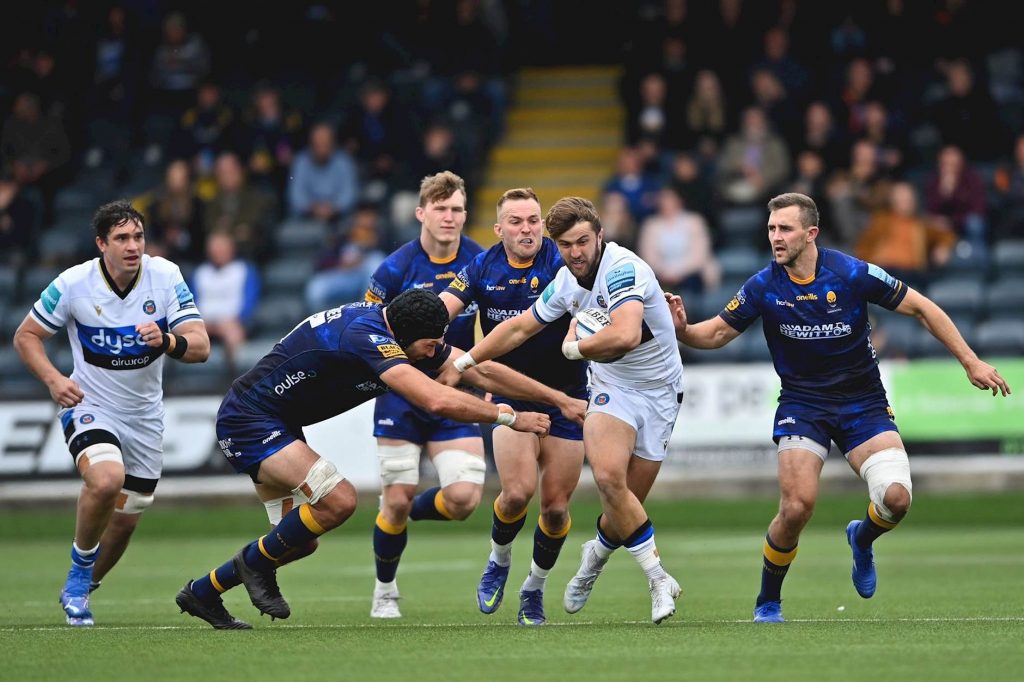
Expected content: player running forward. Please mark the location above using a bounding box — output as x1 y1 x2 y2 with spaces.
442 196 685 624
440 188 589 626
666 192 1011 623
363 170 497 619
13 200 210 626
175 289 572 629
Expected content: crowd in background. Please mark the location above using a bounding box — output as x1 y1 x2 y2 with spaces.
2 0 1023 387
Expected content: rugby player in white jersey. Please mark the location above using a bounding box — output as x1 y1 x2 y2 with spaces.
13 199 210 626
442 196 686 624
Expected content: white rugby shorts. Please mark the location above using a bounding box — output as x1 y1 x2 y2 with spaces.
59 404 164 480
586 376 682 462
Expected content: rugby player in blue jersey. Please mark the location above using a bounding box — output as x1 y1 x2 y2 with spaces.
440 188 589 625
667 192 1011 623
362 170 490 618
175 288 562 629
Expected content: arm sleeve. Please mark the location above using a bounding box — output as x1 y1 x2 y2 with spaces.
531 272 570 324
852 260 908 311
166 265 203 329
30 273 69 332
718 274 763 332
444 261 478 306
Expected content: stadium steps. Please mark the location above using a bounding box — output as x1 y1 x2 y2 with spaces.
468 65 623 245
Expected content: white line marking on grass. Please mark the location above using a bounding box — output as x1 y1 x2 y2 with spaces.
3 616 1022 632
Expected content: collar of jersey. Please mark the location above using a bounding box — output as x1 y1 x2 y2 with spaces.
785 248 822 285
99 257 142 299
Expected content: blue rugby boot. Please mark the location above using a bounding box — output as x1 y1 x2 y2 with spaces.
517 589 545 626
59 563 94 626
477 560 510 614
846 520 877 598
753 600 784 623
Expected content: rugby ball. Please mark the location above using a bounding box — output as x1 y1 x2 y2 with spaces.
575 307 611 339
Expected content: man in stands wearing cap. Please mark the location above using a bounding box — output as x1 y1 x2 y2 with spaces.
174 288 566 629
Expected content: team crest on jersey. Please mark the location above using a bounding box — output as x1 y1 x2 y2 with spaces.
143 299 156 314
79 414 95 424
826 290 837 305
530 276 539 291
886 405 895 420
596 294 606 307
376 343 405 358
94 305 102 316
594 393 610 406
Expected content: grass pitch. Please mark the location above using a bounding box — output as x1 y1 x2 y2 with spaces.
2 491 1022 681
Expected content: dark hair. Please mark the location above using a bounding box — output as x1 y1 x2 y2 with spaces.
93 199 146 240
766 192 819 229
386 289 450 348
545 196 601 240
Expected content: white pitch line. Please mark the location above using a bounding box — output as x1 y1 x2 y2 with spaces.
2 616 1022 633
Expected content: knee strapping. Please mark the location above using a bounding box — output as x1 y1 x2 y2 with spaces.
75 443 123 469
116 489 154 514
293 458 344 505
859 447 913 522
377 443 421 486
433 449 486 487
263 493 309 525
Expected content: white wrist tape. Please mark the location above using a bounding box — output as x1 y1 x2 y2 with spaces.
562 340 585 360
453 352 477 373
494 406 517 426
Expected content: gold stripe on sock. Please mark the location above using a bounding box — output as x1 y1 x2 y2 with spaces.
257 536 276 560
375 511 407 535
493 497 528 524
299 503 327 535
209 569 225 593
538 514 571 539
868 502 898 529
435 490 454 519
763 539 798 566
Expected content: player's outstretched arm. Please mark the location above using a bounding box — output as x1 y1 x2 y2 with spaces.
380 362 551 435
449 348 588 426
13 314 84 408
450 310 547 372
663 291 741 349
438 291 466 321
895 287 1011 396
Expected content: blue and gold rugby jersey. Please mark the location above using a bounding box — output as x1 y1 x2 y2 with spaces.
719 248 907 398
364 235 483 350
228 302 449 428
445 237 587 393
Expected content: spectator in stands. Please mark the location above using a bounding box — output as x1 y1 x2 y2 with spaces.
148 11 210 124
401 116 470 189
202 151 278 263
826 138 893 251
598 190 639 253
602 145 661 224
748 66 802 148
860 100 909 177
83 4 144 182
923 144 990 261
339 77 413 201
0 91 71 226
716 105 791 209
169 80 238 189
992 132 1024 240
142 158 205 264
668 150 716 228
855 180 957 290
304 202 387 312
0 173 41 266
287 120 360 227
796 100 849 171
637 186 720 296
927 57 1010 162
787 149 833 237
830 57 883 139
749 25 811 111
682 68 730 155
237 80 305 203
626 72 684 151
191 232 260 372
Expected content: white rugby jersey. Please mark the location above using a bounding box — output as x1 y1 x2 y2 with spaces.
531 241 683 389
31 255 202 413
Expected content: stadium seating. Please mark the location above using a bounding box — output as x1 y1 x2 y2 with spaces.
975 318 1024 356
